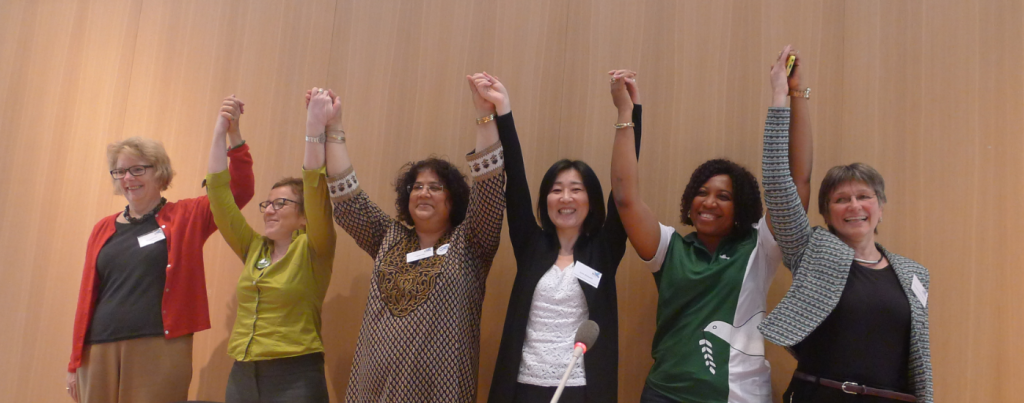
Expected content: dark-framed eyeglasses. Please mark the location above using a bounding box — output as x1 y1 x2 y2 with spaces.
110 165 154 179
259 198 300 213
406 182 444 195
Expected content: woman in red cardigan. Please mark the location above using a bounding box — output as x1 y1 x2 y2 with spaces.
65 96 255 403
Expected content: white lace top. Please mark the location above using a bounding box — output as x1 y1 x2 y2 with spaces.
516 262 590 386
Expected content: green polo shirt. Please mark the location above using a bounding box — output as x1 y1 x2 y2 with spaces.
644 218 779 402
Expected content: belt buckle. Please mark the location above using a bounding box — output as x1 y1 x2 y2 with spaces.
841 381 860 394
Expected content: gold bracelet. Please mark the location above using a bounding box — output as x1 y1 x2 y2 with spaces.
789 87 811 99
476 114 496 125
614 122 635 129
326 130 346 144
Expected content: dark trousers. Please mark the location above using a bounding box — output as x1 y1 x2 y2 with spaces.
639 383 679 403
225 353 329 403
784 378 911 403
514 382 586 403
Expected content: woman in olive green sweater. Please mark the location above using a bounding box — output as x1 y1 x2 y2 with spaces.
206 89 339 403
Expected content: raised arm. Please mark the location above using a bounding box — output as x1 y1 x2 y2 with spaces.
302 88 338 263
599 70 643 261
206 96 259 261
609 71 661 260
787 50 813 212
321 88 395 258
468 72 537 255
460 72 506 264
762 45 812 269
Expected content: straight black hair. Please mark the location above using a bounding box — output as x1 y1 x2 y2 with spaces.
536 159 606 248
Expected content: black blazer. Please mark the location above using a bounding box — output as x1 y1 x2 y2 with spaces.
487 106 642 403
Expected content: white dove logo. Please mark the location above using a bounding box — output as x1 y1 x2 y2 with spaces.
697 311 767 375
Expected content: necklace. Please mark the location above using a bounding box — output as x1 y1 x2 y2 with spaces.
853 255 883 265
124 197 167 225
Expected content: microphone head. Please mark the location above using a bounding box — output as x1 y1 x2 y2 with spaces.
574 320 600 349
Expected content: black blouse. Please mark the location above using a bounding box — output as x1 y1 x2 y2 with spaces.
794 260 913 392
487 106 641 403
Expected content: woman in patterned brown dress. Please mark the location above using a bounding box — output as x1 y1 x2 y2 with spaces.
321 79 505 402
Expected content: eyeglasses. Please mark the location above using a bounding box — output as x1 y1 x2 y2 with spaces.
259 198 300 213
406 182 444 195
110 165 154 179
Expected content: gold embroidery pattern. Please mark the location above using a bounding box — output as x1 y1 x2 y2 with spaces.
376 234 449 317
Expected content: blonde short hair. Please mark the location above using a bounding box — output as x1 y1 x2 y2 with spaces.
106 137 176 195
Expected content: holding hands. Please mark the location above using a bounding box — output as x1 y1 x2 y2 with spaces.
214 95 245 137
466 72 511 116
609 69 638 121
770 45 797 107
306 87 342 132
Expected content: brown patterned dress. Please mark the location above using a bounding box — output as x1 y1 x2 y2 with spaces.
328 142 505 403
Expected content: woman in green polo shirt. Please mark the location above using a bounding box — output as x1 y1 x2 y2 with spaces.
608 46 812 403
207 88 339 402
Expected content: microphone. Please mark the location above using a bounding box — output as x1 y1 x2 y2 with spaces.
550 320 600 403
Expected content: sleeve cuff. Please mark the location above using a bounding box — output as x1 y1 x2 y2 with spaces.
641 223 675 273
303 166 326 187
466 141 504 181
205 169 232 188
327 166 361 202
227 141 249 154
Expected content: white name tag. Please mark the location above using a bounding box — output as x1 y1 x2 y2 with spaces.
138 228 166 248
436 243 450 256
572 261 602 288
406 247 434 263
911 275 928 308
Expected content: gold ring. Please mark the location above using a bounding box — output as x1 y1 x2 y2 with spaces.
610 78 616 83
317 88 323 93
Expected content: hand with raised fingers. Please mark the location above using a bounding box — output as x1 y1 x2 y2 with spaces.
770 45 794 107
66 372 78 402
610 69 640 105
468 72 511 116
609 70 636 113
214 95 245 137
306 87 339 131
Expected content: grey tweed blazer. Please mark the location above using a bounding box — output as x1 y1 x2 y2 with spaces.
757 107 934 402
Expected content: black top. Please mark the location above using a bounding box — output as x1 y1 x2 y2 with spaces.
87 219 167 344
794 260 912 392
487 106 641 403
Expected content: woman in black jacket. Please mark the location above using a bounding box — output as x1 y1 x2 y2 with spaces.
473 71 641 403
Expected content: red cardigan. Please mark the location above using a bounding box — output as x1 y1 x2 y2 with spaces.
67 144 255 372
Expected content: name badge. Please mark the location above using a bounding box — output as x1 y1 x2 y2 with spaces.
572 261 602 288
406 247 434 263
138 228 166 248
436 243 450 256
911 275 928 308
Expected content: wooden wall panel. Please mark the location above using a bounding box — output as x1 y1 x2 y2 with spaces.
1 1 1023 402
0 0 143 401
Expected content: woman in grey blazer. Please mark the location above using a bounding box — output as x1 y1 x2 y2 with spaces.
758 49 933 402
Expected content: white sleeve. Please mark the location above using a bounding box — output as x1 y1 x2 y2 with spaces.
640 223 676 273
756 215 783 282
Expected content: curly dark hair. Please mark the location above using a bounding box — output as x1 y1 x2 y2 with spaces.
393 157 470 228
680 159 762 238
536 159 606 247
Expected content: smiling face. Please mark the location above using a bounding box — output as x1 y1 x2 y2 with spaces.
115 153 163 206
546 169 590 233
689 174 736 239
263 186 306 241
407 169 451 228
824 180 883 244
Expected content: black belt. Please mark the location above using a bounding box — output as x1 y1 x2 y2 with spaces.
792 371 917 402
